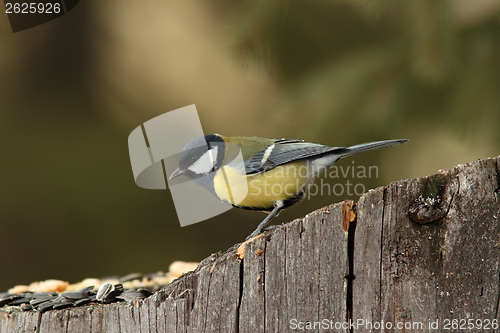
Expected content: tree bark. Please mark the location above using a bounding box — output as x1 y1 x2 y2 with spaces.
1 156 499 332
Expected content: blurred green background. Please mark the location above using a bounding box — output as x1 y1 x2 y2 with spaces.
1 0 499 292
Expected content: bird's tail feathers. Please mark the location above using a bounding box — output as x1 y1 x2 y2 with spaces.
336 139 408 158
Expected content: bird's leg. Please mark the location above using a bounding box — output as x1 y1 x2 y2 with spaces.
227 203 284 252
245 204 283 240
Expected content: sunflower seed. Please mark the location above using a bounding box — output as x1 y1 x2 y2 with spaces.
51 295 65 304
35 301 54 312
31 291 58 297
76 286 95 295
117 291 145 302
30 296 55 306
61 291 87 300
21 304 33 311
137 289 153 297
0 295 22 307
53 300 74 310
8 297 32 306
19 292 33 297
103 289 123 303
96 283 114 302
73 297 93 307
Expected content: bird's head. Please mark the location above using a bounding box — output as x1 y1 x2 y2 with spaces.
169 134 225 181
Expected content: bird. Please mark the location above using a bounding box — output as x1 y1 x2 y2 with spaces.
169 134 407 240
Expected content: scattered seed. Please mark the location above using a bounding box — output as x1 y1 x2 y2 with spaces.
53 300 74 310
103 289 123 303
0 295 22 307
137 289 152 297
51 295 65 304
96 283 114 302
36 301 54 312
9 297 32 306
0 269 188 312
73 297 93 307
31 291 58 297
21 304 32 311
30 296 55 307
61 291 87 300
76 286 95 295
116 290 146 302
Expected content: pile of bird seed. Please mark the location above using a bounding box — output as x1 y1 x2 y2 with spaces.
0 261 198 313
0 283 152 312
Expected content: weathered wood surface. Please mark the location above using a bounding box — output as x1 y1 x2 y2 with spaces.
1 156 499 332
353 156 500 332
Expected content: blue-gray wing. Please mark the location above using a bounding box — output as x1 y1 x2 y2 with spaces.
244 138 344 175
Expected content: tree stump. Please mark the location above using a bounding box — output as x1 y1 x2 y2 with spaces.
1 156 499 332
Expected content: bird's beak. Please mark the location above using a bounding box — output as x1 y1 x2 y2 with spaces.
169 167 184 180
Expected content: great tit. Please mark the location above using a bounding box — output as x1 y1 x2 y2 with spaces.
169 134 407 240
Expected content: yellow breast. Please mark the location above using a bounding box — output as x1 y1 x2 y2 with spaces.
213 161 311 210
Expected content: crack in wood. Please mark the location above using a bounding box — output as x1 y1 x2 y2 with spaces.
346 202 357 333
379 187 386 332
495 159 500 195
36 311 42 333
342 200 355 232
235 260 244 333
202 267 213 333
65 312 69 333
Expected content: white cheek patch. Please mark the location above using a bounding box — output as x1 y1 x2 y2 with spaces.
188 146 219 174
